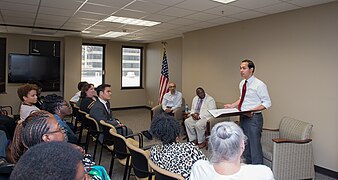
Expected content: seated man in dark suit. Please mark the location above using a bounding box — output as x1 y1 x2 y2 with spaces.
89 84 133 136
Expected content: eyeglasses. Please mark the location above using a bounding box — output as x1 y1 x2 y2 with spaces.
45 127 66 135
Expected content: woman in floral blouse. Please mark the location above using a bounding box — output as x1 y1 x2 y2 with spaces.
150 113 207 179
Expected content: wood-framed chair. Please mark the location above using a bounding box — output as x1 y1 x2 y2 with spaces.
125 140 155 180
148 160 184 180
84 114 103 161
109 128 143 180
261 116 314 180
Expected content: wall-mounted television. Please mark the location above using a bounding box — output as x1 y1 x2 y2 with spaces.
8 53 60 91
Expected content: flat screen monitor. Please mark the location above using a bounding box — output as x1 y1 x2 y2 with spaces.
8 53 60 91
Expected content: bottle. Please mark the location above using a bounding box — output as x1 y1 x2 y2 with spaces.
185 104 189 113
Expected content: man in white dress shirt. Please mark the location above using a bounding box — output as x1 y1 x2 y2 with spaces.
224 59 271 164
161 82 182 115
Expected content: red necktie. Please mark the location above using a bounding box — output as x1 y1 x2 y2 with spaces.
238 80 247 111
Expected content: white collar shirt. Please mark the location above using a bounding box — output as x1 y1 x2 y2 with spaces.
98 97 109 112
239 75 271 111
162 91 182 111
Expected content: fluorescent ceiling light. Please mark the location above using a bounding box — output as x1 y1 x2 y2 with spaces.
82 30 91 33
211 0 237 4
98 31 130 38
103 16 161 27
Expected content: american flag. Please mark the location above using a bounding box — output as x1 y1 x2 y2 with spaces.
158 47 169 104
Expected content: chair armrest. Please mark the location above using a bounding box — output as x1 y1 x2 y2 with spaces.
173 107 184 121
263 127 279 131
126 132 144 148
272 138 312 144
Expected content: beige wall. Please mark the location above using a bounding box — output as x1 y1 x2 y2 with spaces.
145 38 182 107
181 2 338 171
0 33 63 113
66 39 146 108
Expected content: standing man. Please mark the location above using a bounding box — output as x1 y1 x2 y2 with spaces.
185 87 216 149
162 82 182 115
224 59 271 164
90 84 133 136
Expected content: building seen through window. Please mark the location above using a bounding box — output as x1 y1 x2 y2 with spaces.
81 45 104 87
122 47 142 88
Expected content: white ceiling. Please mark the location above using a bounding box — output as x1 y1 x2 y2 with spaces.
0 0 335 43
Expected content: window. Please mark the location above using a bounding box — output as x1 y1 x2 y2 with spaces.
81 44 105 87
121 46 143 88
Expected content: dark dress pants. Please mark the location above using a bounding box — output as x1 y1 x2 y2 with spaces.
240 113 263 164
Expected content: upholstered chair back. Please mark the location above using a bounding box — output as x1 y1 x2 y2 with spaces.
279 116 313 140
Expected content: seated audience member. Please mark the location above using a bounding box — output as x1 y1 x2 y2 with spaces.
184 87 216 149
41 94 77 144
0 130 8 163
190 122 274 180
150 114 207 179
17 84 40 122
0 113 16 140
79 83 96 113
70 81 88 103
28 80 44 109
162 82 182 115
10 141 87 180
10 110 110 180
90 84 133 136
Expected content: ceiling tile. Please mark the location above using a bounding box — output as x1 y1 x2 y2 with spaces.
79 3 120 15
39 7 77 16
37 14 70 22
227 10 267 20
288 0 336 7
142 0 185 6
86 0 135 8
2 0 40 6
190 21 219 29
208 16 240 25
167 18 200 26
153 23 181 30
124 1 169 14
185 12 221 21
3 16 35 26
142 14 177 23
256 2 299 14
73 11 107 20
40 0 83 10
231 0 281 9
174 0 221 11
113 9 148 19
204 4 247 16
0 1 38 13
34 19 65 28
158 7 196 17
1 10 36 19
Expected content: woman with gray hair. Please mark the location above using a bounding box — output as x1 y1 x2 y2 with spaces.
190 122 274 180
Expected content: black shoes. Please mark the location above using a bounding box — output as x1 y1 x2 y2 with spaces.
142 130 153 140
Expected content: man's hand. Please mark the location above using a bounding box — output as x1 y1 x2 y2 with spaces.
224 104 234 108
192 113 200 120
164 108 172 113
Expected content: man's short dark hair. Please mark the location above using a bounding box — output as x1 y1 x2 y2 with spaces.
10 141 83 180
95 84 111 96
150 114 180 144
77 81 88 91
242 59 255 73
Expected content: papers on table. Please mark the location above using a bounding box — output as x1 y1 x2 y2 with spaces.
208 108 239 118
